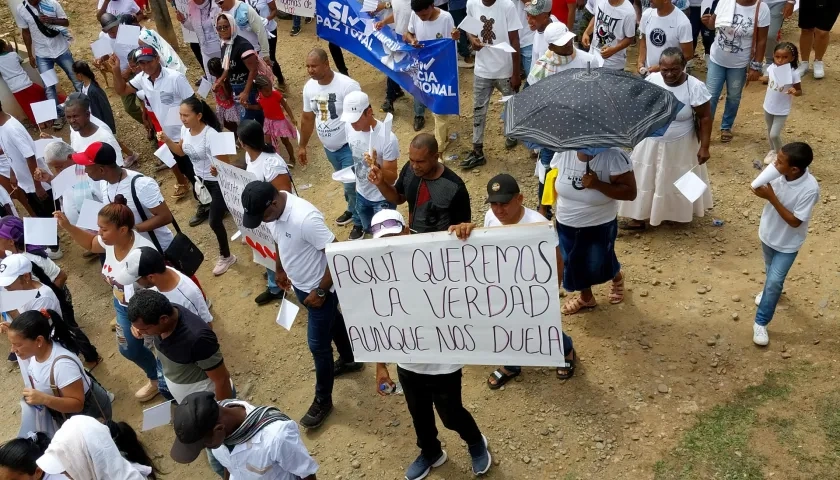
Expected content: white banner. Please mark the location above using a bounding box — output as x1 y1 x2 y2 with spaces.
213 161 278 270
326 223 565 366
276 0 314 18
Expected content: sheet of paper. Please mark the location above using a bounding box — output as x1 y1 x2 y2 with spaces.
116 24 141 46
163 106 182 127
40 69 58 88
771 63 793 86
457 16 484 37
50 166 84 199
499 95 513 103
209 131 237 156
197 78 212 99
331 165 356 183
701 0 713 14
0 290 38 313
23 217 58 246
673 171 708 203
361 0 379 12
487 42 517 53
31 99 58 124
154 144 177 168
231 230 242 241
77 199 105 231
34 137 59 159
91 37 114 59
141 400 173 431
275 297 300 330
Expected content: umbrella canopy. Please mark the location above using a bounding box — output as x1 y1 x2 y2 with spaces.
503 68 683 151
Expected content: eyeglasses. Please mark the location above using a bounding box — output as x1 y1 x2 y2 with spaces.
216 25 230 31
370 219 403 235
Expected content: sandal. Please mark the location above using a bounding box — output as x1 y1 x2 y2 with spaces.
720 130 733 143
561 296 597 315
609 273 625 304
556 349 576 380
171 183 189 199
487 367 520 390
619 219 646 231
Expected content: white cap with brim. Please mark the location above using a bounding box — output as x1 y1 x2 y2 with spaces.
371 209 406 239
340 91 370 123
36 452 66 475
0 254 32 287
544 22 576 47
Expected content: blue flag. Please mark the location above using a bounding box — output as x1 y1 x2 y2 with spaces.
315 0 460 115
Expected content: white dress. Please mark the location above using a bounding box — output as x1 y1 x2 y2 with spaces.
619 73 713 225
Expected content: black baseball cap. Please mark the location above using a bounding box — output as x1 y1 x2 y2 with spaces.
241 181 276 229
170 391 220 464
71 142 117 166
113 246 166 285
485 173 520 204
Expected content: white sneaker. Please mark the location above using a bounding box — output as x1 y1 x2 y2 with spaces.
212 255 237 276
755 291 763 306
813 60 825 79
795 61 809 78
47 248 63 260
458 59 474 69
763 150 777 165
762 63 769 77
753 323 769 346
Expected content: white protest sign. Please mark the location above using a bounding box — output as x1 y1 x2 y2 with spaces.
770 63 793 87
488 42 516 53
276 0 314 19
673 170 707 203
40 69 58 88
91 37 114 59
209 131 237 156
32 99 58 124
23 217 58 246
154 144 177 168
142 400 173 431
116 25 141 46
34 137 59 160
457 16 484 37
331 165 356 183
361 0 378 11
275 296 300 330
50 166 83 199
197 78 212 99
326 223 565 366
163 107 182 127
76 199 106 231
0 290 39 313
213 160 278 270
701 0 713 14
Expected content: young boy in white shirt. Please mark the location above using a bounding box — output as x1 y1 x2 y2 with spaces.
750 142 819 346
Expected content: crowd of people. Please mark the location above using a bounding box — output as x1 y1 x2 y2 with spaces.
0 0 833 478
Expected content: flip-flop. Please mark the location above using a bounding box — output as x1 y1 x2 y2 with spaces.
720 130 733 143
487 368 520 390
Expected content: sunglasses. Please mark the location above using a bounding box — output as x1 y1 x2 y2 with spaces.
216 24 230 31
370 219 403 235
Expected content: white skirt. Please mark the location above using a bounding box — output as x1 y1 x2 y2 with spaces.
618 134 713 226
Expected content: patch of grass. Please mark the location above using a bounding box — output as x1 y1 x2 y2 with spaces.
819 392 840 457
653 371 792 480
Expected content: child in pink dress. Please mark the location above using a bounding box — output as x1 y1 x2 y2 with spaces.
254 75 297 166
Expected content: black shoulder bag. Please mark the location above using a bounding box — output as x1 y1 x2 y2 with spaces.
130 175 205 276
24 4 61 39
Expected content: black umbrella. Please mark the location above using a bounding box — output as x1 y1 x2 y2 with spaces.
503 68 683 151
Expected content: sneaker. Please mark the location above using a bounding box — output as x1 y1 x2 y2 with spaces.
461 151 486 170
468 435 491 476
212 255 237 276
255 288 283 306
52 116 65 130
8 351 17 363
290 26 301 36
348 225 364 240
189 205 210 227
336 211 354 226
300 398 333 429
504 137 517 149
755 291 763 306
334 357 365 376
381 99 394 114
753 323 769 346
795 61 809 78
762 63 769 77
763 150 777 165
458 59 474 69
134 381 159 402
413 116 425 131
305 17 313 23
405 451 447 480
47 248 63 260
194 77 203 87
123 153 139 168
107 391 116 403
813 60 825 79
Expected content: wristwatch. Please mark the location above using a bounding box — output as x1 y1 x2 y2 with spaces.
384 1 392 7
315 288 326 298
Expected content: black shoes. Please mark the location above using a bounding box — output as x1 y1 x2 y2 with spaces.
335 211 353 226
290 27 301 36
254 289 283 306
189 204 210 227
300 397 333 429
413 116 425 131
461 151 486 170
381 100 394 113
348 225 364 240
505 137 517 149
334 358 364 376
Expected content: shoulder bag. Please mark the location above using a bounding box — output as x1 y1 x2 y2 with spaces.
130 175 205 276
49 355 112 425
23 4 61 39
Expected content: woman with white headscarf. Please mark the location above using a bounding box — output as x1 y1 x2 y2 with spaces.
178 0 223 79
216 12 272 122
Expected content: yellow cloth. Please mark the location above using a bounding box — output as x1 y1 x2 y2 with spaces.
542 169 558 206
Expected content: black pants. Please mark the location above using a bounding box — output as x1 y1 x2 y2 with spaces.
328 43 349 76
689 5 716 53
204 179 230 258
60 285 99 362
267 34 285 84
397 367 482 460
189 43 205 75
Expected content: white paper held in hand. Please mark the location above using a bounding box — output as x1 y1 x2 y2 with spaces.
331 165 356 183
90 37 114 59
275 297 300 330
50 166 84 199
701 0 714 14
116 24 141 46
498 95 513 103
23 217 58 246
31 99 58 124
770 63 793 87
34 137 59 160
488 42 516 53
361 0 379 12
164 106 182 127
77 199 106 231
751 163 783 189
40 69 59 88
0 290 39 313
197 78 212 99
154 144 177 168
673 170 708 203
142 400 174 431
209 131 237 156
457 16 484 37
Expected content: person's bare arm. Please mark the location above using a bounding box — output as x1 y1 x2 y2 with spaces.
108 55 137 95
240 54 260 104
694 101 712 164
206 362 234 400
582 15 595 48
508 30 521 91
680 42 693 65
270 174 293 193
136 203 174 233
297 111 316 165
637 36 648 72
380 160 398 186
23 379 85 413
266 0 278 21
54 269 68 288
368 163 405 205
22 29 35 67
567 0 576 32
748 26 769 82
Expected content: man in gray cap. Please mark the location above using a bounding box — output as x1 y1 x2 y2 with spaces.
96 13 143 125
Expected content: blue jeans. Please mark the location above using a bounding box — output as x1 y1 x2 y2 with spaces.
293 15 301 29
356 194 394 232
755 242 798 327
706 60 747 132
113 298 158 380
449 7 471 60
324 144 360 227
267 268 280 295
36 50 82 118
505 332 573 374
519 44 533 79
293 287 355 402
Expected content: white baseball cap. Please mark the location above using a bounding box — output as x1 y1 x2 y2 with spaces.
544 22 576 47
371 209 406 239
340 91 371 123
0 254 32 287
36 451 65 475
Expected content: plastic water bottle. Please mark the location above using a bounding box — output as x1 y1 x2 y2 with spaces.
380 382 403 395
712 219 725 227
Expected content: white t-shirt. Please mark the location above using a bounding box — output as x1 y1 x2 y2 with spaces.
27 343 89 398
244 0 277 31
758 171 819 254
639 7 692 68
763 64 801 116
24 252 61 282
515 1 535 47
70 126 124 166
99 232 156 306
129 67 194 142
646 73 711 141
407 10 455 42
0 52 33 93
99 170 174 251
0 183 19 217
553 149 633 228
467 0 522 79
347 121 399 202
484 206 547 227
18 283 63 318
302 73 361 152
267 192 335 292
245 152 289 182
0 116 52 194
97 0 140 17
392 0 412 35
710 1 770 69
153 267 213 323
590 0 636 70
180 125 216 181
14 0 70 60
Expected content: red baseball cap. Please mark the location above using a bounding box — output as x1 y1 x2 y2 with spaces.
71 142 117 166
